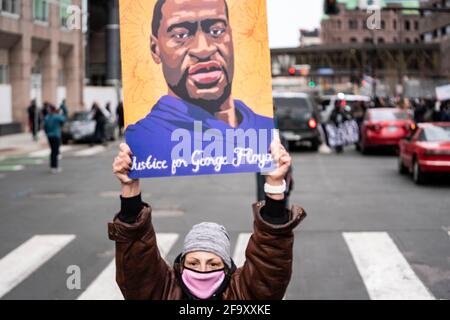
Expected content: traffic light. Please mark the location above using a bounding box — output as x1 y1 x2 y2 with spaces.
288 65 311 76
324 0 340 15
308 80 316 88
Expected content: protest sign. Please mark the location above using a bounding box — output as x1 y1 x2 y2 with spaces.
325 120 360 147
119 0 275 178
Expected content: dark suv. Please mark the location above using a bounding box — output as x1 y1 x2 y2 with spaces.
273 92 321 151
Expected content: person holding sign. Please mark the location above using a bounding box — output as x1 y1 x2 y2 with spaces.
122 0 275 178
109 140 306 300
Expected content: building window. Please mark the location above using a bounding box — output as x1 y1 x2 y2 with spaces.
0 65 9 84
378 38 385 43
349 20 358 30
424 32 433 43
0 0 20 15
393 20 397 30
364 37 372 43
414 21 419 31
60 0 72 28
405 20 411 31
381 20 385 30
405 38 411 43
337 20 342 29
58 69 65 86
433 29 439 38
350 37 358 43
33 0 48 22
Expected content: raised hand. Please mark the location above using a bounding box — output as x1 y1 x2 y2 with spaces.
112 143 140 197
266 139 292 186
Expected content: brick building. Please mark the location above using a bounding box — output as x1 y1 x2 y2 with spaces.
321 0 422 45
420 0 450 77
0 0 84 135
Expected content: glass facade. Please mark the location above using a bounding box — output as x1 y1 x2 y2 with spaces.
33 0 48 22
0 0 20 15
0 65 9 84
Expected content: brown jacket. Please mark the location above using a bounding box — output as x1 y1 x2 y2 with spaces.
108 201 306 300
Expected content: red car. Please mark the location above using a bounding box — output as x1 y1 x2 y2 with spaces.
398 123 450 184
359 108 414 153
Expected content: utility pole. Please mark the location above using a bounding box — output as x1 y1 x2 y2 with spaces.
370 29 377 99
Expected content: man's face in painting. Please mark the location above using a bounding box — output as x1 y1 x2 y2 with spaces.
151 0 235 110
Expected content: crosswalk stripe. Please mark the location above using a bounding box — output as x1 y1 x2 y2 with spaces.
77 233 179 300
232 233 251 267
28 146 74 158
343 232 435 300
0 235 75 298
0 165 24 172
74 146 106 157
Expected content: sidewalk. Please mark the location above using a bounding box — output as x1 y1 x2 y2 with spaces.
0 132 48 158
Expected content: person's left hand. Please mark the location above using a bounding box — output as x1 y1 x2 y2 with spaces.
266 139 292 186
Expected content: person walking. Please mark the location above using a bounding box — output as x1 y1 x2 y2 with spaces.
43 104 66 173
110 140 306 300
92 102 107 145
116 101 125 138
27 100 39 141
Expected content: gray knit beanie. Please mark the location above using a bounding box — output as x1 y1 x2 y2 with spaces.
182 222 232 269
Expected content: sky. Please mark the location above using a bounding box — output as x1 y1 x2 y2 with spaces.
267 0 324 48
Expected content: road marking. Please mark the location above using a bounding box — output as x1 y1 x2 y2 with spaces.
0 165 24 172
28 146 74 158
77 233 179 300
0 158 44 166
74 146 106 157
343 232 435 300
0 235 75 298
232 233 252 268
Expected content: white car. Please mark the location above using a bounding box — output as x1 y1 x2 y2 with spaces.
321 93 371 123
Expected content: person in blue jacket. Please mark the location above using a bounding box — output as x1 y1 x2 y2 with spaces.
44 104 67 173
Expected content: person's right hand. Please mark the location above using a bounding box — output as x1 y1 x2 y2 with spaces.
113 143 140 197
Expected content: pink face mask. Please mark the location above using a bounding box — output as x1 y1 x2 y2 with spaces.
181 268 226 300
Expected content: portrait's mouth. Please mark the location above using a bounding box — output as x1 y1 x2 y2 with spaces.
188 61 224 86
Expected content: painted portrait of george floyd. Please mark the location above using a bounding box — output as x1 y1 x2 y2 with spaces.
119 0 275 178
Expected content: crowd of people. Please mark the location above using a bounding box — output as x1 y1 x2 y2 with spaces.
26 99 126 173
320 95 450 154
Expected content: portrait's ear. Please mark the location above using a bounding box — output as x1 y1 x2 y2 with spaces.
150 35 161 64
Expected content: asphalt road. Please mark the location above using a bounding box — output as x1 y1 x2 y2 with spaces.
0 142 449 300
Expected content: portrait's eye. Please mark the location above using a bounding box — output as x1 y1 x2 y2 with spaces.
172 28 191 40
209 28 225 37
174 32 189 40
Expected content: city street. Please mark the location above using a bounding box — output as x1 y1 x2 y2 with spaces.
0 140 449 300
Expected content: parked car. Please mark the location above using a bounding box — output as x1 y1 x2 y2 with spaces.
62 111 116 144
398 123 450 184
358 108 414 153
273 92 321 151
